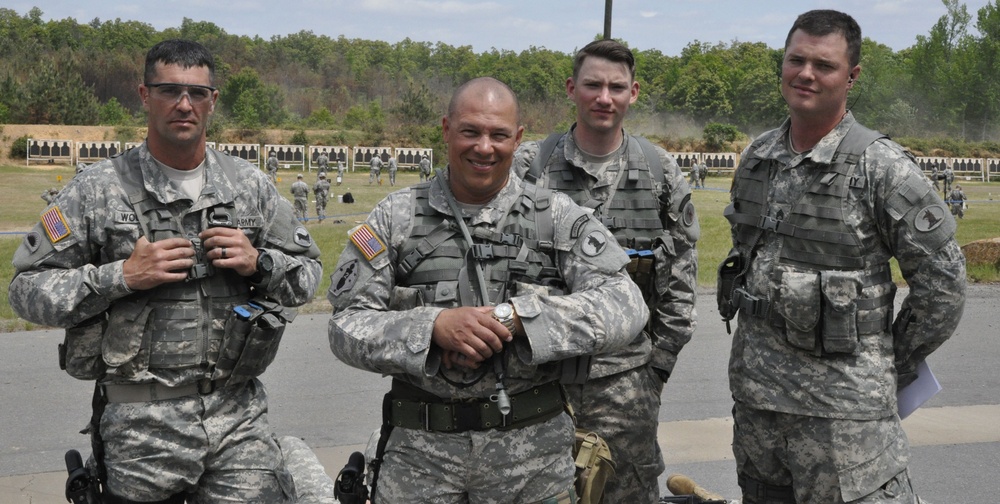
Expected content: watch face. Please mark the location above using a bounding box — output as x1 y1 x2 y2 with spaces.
493 303 513 319
259 252 274 271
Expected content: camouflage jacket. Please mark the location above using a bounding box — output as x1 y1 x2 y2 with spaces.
327 169 648 399
9 143 322 385
728 113 966 419
514 127 699 379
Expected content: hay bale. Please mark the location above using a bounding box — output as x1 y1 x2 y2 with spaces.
961 237 1000 267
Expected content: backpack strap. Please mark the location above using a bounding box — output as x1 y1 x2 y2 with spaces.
525 133 564 184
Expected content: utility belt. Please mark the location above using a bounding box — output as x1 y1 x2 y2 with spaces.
738 474 795 503
385 379 564 432
102 378 228 403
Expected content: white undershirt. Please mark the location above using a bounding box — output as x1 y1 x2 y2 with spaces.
153 156 207 200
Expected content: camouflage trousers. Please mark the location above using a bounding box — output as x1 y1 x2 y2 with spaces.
374 411 576 503
100 379 295 502
733 403 919 504
315 197 328 220
564 365 665 503
294 198 308 220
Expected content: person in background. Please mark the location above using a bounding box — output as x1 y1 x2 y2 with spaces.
514 39 699 503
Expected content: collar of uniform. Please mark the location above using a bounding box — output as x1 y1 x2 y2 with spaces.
564 123 627 180
137 143 236 208
428 166 523 226
804 111 857 166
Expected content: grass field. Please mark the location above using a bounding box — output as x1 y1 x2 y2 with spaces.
2 164 998 331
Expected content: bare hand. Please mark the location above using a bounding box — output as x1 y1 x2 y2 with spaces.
200 227 258 277
123 236 194 290
432 307 511 368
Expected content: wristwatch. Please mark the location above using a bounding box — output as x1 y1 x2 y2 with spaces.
492 302 517 335
249 249 273 284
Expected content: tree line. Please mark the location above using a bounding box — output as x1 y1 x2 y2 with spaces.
2 1 1000 156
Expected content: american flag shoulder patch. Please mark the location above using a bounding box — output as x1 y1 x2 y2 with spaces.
349 224 386 261
41 205 71 243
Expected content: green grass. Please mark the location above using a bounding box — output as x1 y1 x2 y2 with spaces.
2 166 998 331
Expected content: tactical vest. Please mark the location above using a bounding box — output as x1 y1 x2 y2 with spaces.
726 123 896 348
526 133 666 251
395 181 561 308
101 147 250 378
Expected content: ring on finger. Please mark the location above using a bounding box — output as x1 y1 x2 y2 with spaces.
221 247 227 259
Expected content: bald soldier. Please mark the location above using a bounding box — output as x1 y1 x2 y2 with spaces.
327 77 647 503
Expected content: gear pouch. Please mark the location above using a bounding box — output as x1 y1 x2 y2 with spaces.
776 269 821 352
103 295 153 368
60 316 108 380
820 271 862 355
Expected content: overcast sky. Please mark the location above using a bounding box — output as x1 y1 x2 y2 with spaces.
10 0 995 55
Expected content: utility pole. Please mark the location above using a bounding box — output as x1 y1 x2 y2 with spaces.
604 0 613 39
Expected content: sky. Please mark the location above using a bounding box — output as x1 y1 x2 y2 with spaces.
10 0 996 56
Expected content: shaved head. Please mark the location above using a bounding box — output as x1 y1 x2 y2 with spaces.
448 77 521 124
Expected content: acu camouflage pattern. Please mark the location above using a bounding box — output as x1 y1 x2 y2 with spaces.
314 176 331 220
733 407 918 503
277 435 337 504
514 128 698 503
100 379 296 501
8 142 322 499
376 413 577 503
727 112 966 419
328 168 646 399
291 178 310 220
10 142 322 387
514 128 699 380
327 169 647 503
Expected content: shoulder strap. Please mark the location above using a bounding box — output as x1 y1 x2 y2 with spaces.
831 122 886 168
110 147 157 239
634 136 664 184
525 133 564 184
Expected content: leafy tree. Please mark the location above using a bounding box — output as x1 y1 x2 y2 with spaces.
220 67 286 127
703 122 742 150
98 97 133 125
393 83 437 125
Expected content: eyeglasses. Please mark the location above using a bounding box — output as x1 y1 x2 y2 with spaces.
146 82 216 104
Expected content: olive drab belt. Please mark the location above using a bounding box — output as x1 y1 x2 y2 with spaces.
102 378 227 403
385 380 565 432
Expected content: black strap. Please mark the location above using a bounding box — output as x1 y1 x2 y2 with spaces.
88 382 108 489
370 395 395 501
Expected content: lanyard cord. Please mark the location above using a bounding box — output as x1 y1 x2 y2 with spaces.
435 172 512 416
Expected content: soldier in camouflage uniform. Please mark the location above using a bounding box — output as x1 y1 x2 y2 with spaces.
267 150 280 183
513 39 699 504
8 39 325 503
316 150 330 175
291 173 310 221
419 154 432 182
387 156 398 186
720 11 966 503
314 171 331 222
336 159 347 185
368 153 383 185
327 77 648 504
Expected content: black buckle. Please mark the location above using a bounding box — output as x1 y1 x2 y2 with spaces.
471 243 494 260
758 216 780 231
197 378 216 395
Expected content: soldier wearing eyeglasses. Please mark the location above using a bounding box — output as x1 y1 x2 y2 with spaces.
9 39 325 503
